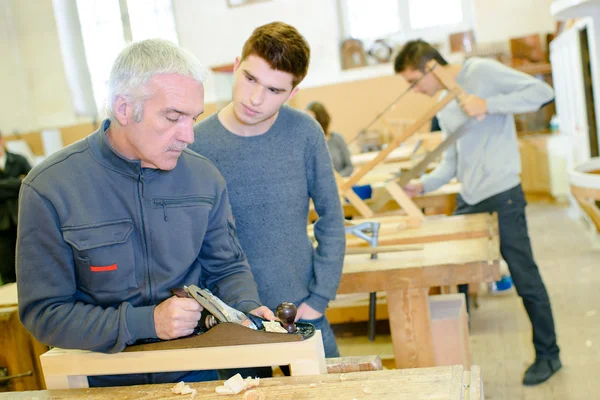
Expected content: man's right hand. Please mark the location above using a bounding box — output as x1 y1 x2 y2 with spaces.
154 296 202 340
403 181 424 198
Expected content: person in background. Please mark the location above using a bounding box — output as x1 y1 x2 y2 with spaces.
191 21 346 379
0 130 31 284
394 39 560 386
17 39 273 387
306 101 354 177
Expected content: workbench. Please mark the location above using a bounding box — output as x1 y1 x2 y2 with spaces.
0 365 483 399
339 236 499 370
0 283 48 393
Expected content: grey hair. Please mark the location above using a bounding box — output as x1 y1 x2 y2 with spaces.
105 39 207 125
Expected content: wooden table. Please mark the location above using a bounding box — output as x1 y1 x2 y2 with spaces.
0 365 483 399
339 236 499 370
345 212 495 248
0 284 48 392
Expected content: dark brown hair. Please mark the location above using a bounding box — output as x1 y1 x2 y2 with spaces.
306 102 330 134
394 39 448 73
241 21 310 87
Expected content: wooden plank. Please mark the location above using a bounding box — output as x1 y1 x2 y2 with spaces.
430 294 471 369
325 355 382 373
470 365 483 400
345 213 497 248
449 365 466 400
338 237 501 294
344 244 424 255
385 181 426 221
41 331 326 389
387 288 434 368
0 367 471 399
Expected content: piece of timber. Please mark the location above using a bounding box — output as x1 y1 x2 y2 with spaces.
41 331 327 389
345 213 497 248
124 322 302 352
344 244 424 255
1 366 479 400
339 237 500 293
325 355 382 374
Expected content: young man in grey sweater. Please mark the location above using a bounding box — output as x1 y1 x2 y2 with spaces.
395 40 560 386
190 22 346 378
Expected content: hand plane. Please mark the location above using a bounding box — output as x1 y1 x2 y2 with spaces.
125 285 315 352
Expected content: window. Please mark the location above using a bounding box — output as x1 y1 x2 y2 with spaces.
68 0 179 116
76 0 125 115
344 0 401 40
340 0 475 47
126 0 179 43
408 0 463 30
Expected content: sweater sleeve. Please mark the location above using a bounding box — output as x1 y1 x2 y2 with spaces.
305 132 346 314
480 59 554 115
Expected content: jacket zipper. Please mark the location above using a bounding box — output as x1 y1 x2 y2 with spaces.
138 170 153 304
153 197 215 222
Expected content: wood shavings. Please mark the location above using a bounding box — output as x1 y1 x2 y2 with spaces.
171 381 197 399
263 321 288 333
362 385 372 394
309 383 317 388
243 389 265 400
215 373 260 395
340 373 348 381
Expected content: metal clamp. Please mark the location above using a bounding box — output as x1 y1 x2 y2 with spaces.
345 221 380 248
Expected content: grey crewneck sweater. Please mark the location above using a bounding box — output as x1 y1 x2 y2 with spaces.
190 106 345 314
422 57 554 204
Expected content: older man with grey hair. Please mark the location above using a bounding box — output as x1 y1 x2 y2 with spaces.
16 39 274 387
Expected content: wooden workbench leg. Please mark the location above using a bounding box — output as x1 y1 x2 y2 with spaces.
289 331 327 376
386 288 435 369
44 374 88 389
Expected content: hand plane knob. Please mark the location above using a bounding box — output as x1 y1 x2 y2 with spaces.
276 302 298 333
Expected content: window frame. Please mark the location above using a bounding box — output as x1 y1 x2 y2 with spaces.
338 0 476 46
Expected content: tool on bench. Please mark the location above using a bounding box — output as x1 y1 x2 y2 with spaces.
125 286 315 352
173 285 316 339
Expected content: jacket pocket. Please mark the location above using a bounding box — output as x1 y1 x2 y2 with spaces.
152 196 214 221
62 218 138 293
227 218 244 258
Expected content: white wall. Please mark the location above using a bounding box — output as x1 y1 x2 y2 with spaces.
173 0 344 102
473 0 555 44
1 0 559 133
0 0 80 134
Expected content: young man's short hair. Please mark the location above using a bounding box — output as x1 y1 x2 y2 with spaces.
241 21 310 87
394 40 448 73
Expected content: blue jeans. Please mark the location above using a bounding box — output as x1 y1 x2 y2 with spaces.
88 369 218 387
455 184 560 360
217 315 339 379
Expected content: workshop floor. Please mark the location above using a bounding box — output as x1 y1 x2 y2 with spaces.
335 202 600 400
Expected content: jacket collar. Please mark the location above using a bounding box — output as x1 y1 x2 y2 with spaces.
88 119 158 178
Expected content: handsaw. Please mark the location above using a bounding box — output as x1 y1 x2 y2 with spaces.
391 118 477 187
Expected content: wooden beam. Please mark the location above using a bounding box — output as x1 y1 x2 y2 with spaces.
41 331 327 389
